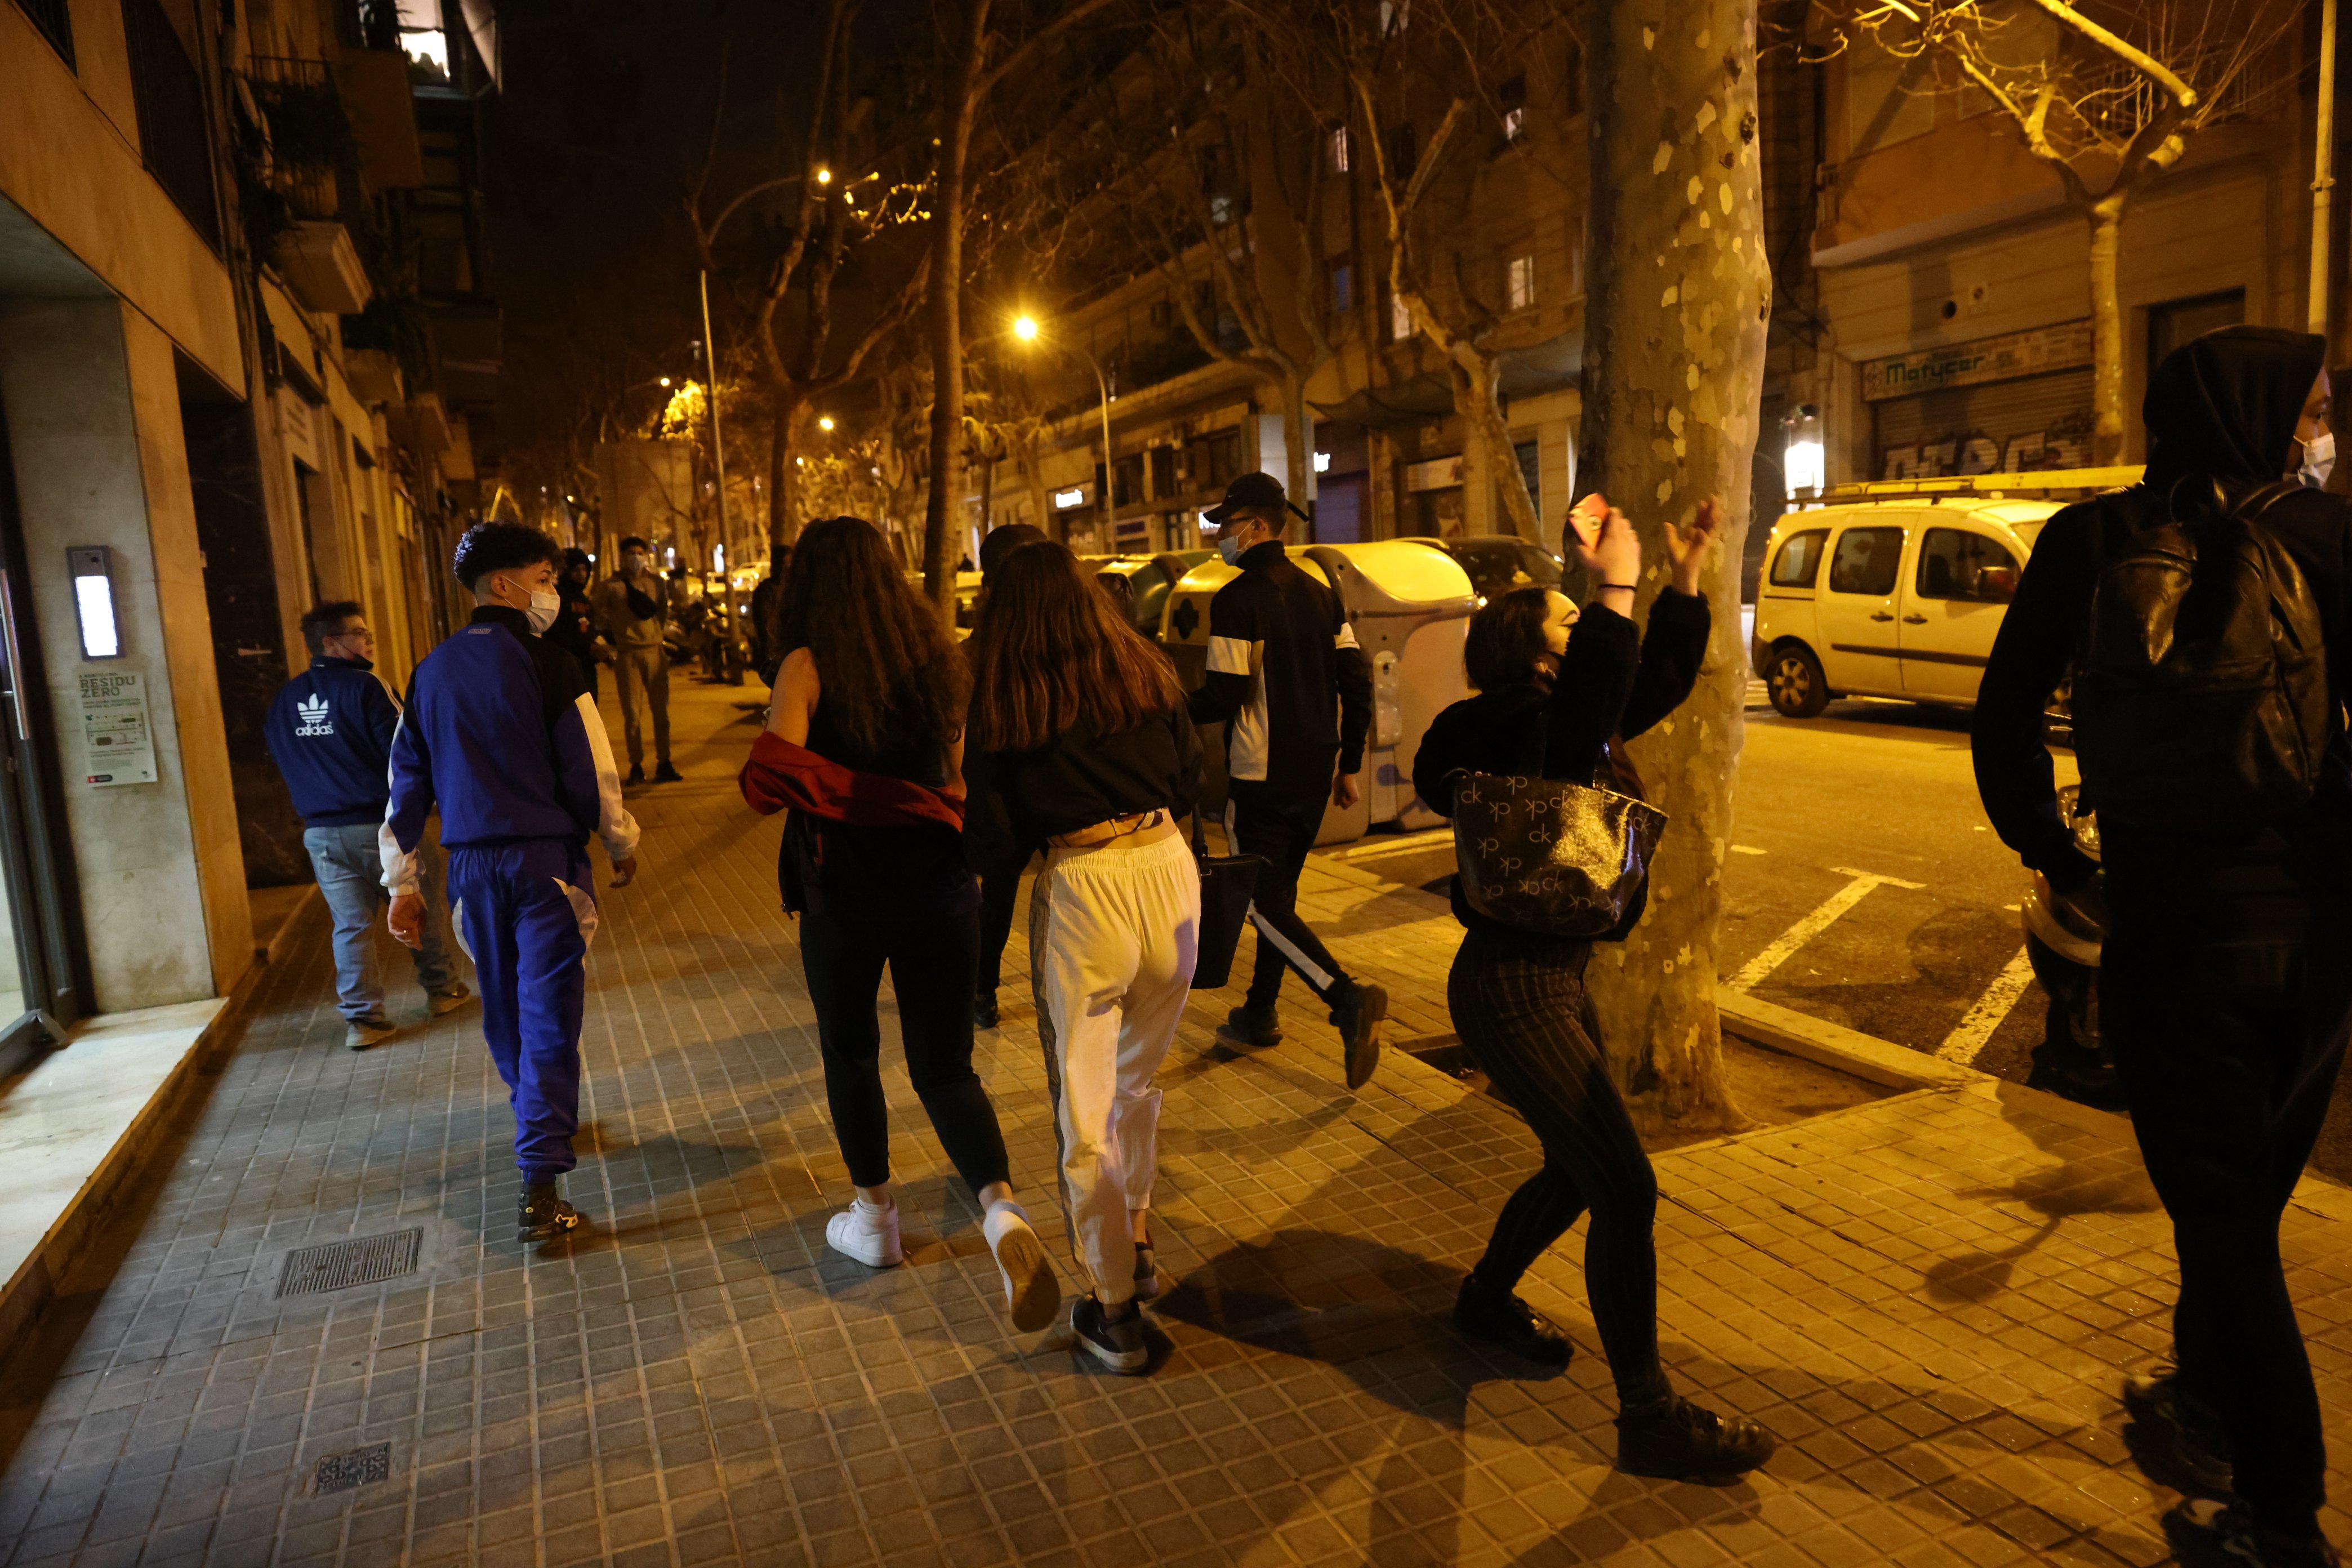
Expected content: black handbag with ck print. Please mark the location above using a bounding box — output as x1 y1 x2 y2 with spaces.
1447 754 1668 939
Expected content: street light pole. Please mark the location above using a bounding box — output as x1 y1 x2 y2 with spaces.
2313 0 2340 343
1013 315 1116 546
698 268 731 575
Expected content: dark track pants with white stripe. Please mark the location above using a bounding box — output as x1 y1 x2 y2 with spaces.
1226 779 1352 1013
1448 926 1673 1407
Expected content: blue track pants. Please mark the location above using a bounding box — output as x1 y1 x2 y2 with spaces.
447 840 596 1183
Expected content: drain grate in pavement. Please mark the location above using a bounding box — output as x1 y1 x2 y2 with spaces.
277 1230 422 1297
314 1443 391 1494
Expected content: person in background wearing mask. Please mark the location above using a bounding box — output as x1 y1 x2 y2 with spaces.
264 601 468 1049
545 549 608 702
1975 328 2350 1568
385 522 642 1246
969 522 1046 1030
1189 471 1385 1089
591 536 679 784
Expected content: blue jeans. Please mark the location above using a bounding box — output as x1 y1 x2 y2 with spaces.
304 821 458 1023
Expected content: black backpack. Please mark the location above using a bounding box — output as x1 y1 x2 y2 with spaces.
2072 479 2331 828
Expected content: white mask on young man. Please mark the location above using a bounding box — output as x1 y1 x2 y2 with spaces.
525 588 561 634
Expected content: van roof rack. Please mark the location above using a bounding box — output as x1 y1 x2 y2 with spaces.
1809 466 2140 505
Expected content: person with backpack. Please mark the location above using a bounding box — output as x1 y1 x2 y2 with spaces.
1974 326 2349 1568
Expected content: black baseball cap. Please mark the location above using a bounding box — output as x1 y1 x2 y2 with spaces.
1204 471 1312 525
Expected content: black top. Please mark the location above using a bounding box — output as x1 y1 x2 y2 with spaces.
782 694 977 922
965 705 1205 876
466 605 589 720
1972 482 2352 887
1187 540 1374 795
1413 591 1712 936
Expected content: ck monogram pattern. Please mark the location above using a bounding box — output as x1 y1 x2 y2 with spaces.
1450 772 1668 938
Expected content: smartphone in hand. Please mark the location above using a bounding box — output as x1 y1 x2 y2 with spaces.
1567 494 1609 553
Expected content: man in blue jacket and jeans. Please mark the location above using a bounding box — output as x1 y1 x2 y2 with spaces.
383 522 642 1245
265 602 467 1050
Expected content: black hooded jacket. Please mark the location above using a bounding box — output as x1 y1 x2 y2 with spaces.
1971 326 2351 885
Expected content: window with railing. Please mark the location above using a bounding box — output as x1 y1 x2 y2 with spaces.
122 0 221 251
12 0 73 65
246 56 348 222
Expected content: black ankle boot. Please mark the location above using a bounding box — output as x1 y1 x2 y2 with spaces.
1453 1275 1574 1367
518 1181 584 1244
1616 1395 1775 1482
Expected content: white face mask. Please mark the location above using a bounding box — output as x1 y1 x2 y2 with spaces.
1216 533 1244 566
2296 430 2335 489
525 588 561 634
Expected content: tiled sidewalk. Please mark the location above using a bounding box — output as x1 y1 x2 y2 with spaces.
3 681 2351 1567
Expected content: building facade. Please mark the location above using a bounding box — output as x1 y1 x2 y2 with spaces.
0 0 497 1047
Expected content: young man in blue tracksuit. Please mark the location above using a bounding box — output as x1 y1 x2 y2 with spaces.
264 600 467 1049
382 522 642 1244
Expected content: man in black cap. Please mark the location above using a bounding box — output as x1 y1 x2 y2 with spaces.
1190 471 1383 1088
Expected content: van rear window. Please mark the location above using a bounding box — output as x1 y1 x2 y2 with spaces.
1768 529 1829 589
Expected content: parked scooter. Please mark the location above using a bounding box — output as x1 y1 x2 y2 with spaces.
2019 783 2124 1108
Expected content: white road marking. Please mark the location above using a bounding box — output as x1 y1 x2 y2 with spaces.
1726 866 1926 993
1937 947 2038 1064
1334 827 1456 860
1731 844 1767 856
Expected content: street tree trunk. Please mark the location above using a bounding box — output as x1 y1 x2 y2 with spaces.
1579 0 1772 1129
923 1 989 622
1279 371 1313 516
2085 196 2128 465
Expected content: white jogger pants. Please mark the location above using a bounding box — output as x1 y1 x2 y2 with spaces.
1028 830 1201 1304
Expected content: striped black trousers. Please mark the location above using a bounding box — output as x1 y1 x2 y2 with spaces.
1448 926 1672 1407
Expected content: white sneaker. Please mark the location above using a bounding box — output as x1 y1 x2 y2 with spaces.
826 1199 903 1267
982 1202 1061 1333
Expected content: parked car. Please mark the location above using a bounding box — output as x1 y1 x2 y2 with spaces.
1435 536 1563 605
1750 497 2060 718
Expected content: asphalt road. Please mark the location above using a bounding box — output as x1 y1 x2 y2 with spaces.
1349 692 2060 1080
1347 690 2352 1184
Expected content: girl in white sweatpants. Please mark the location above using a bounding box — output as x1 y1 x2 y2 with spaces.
1029 830 1200 1308
964 538 1206 1373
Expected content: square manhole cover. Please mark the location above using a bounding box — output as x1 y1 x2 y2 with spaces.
314 1442 391 1495
277 1230 422 1298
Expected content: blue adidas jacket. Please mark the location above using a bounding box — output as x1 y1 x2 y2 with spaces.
379 607 639 894
263 657 404 827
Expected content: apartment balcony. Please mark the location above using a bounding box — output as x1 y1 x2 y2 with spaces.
342 348 403 405
273 220 372 314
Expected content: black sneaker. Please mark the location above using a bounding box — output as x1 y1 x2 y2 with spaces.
518 1182 585 1245
626 764 645 786
2124 1366 2234 1498
653 761 683 783
1071 1294 1148 1374
1616 1395 1775 1482
2166 1501 2341 1567
1454 1276 1573 1368
1216 1003 1283 1049
1330 981 1387 1089
973 991 1000 1030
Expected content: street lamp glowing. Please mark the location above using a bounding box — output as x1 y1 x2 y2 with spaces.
816 167 832 185
1013 315 1040 342
658 376 671 387
818 415 836 433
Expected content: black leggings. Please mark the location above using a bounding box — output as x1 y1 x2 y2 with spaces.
1448 928 1671 1408
799 907 1011 1196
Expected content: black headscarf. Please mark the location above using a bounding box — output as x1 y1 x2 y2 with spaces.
2144 324 2326 505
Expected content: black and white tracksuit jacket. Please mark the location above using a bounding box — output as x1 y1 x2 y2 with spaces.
1187 540 1373 800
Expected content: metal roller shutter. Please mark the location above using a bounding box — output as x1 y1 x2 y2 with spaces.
1871 367 2096 478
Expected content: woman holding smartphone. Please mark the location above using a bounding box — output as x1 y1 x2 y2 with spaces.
1412 496 1775 1482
